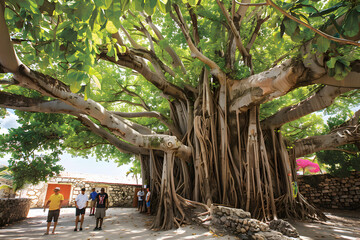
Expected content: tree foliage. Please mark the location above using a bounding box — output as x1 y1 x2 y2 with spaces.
0 0 359 230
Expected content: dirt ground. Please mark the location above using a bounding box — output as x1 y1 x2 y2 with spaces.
290 209 360 240
0 208 359 239
0 208 236 240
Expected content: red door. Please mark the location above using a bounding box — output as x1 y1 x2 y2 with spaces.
45 184 72 207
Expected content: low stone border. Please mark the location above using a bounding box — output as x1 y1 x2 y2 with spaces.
210 205 299 240
0 198 32 226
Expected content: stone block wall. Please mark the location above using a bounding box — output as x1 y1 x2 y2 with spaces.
19 182 48 207
108 184 137 207
0 198 32 226
18 176 140 208
298 171 360 209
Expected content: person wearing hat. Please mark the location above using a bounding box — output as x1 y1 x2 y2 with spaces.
74 188 88 231
43 187 64 235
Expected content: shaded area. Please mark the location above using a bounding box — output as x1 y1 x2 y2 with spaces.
290 210 360 240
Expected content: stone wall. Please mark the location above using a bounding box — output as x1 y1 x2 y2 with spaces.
108 184 137 207
18 182 48 207
0 198 32 226
298 171 360 209
211 206 299 240
18 177 140 208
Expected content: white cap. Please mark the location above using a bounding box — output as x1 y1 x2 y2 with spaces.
54 187 60 191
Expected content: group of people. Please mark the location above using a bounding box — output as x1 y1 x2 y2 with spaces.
136 187 151 214
43 187 109 235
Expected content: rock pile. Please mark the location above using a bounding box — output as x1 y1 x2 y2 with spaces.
298 171 360 209
269 219 299 238
211 206 298 240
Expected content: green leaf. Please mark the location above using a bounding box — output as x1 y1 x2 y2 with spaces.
105 0 113 9
94 0 107 8
84 84 91 100
60 27 77 42
133 0 145 11
106 20 118 34
343 10 359 38
316 36 331 53
283 18 298 36
91 74 102 90
326 57 338 68
120 0 130 12
157 0 166 13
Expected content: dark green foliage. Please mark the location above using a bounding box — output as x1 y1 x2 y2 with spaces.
316 145 360 177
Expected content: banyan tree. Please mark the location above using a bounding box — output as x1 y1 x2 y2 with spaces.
0 0 359 230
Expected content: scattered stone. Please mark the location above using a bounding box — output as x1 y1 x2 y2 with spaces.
269 219 299 238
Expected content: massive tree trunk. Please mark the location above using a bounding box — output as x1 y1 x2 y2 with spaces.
1 1 360 231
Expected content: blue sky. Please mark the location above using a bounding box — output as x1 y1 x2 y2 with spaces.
0 110 133 179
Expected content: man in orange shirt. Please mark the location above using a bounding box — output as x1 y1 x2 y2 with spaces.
43 187 64 235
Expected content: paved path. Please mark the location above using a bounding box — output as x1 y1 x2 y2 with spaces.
1 208 359 239
0 208 235 240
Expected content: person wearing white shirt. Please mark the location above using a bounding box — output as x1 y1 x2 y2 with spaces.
74 188 88 231
137 188 144 211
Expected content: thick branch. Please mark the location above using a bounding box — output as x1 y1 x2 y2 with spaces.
112 111 182 139
0 4 22 72
262 86 352 129
77 114 149 155
0 91 149 155
229 58 360 113
294 124 360 158
99 52 187 101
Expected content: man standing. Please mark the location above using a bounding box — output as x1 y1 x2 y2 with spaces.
93 188 109 231
145 187 151 215
89 188 97 216
43 187 64 235
74 188 88 231
137 188 144 211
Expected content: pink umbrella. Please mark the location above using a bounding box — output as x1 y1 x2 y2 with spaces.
296 159 320 174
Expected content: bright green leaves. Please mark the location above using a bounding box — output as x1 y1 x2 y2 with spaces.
106 20 119 34
67 70 88 93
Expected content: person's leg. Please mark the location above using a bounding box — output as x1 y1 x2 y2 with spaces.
94 218 100 230
75 215 79 230
46 222 51 234
45 211 53 234
80 214 85 229
52 221 58 234
52 210 60 234
99 218 103 229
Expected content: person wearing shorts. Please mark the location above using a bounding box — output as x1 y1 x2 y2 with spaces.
93 188 109 231
145 187 151 215
74 188 88 231
89 188 97 216
43 187 64 235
